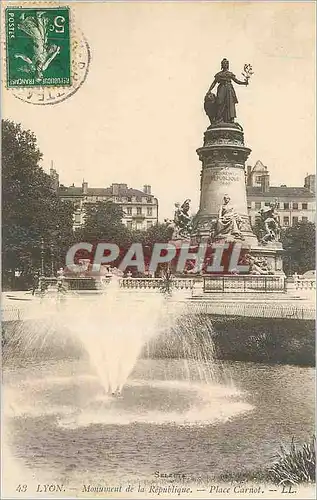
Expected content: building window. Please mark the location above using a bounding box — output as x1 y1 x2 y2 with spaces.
127 197 132 202
147 221 153 229
126 207 132 215
302 202 308 210
302 216 308 222
147 197 152 203
254 202 261 210
283 202 289 209
136 196 142 202
292 202 298 210
255 176 262 183
292 216 298 225
74 214 81 224
136 207 142 215
283 216 289 226
147 207 152 216
127 221 132 229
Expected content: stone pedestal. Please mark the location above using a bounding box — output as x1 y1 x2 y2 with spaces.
250 242 284 275
193 122 257 246
192 121 284 275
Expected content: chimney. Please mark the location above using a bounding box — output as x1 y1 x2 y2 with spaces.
143 184 151 195
112 183 119 195
261 174 270 193
82 180 88 194
304 174 315 194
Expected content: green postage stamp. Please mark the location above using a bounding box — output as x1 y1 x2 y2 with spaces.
5 7 71 87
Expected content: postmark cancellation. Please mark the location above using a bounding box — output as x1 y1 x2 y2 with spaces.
3 2 90 105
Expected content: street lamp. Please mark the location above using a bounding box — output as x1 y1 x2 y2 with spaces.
40 237 45 276
50 243 55 277
54 224 61 270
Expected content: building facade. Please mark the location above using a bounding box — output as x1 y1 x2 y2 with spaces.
246 161 315 227
51 169 158 230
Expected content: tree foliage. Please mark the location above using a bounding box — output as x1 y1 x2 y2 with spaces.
281 221 315 275
76 201 131 245
73 208 174 274
2 119 74 287
127 223 174 275
129 222 174 246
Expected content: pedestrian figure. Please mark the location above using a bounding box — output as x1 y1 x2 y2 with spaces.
32 271 40 295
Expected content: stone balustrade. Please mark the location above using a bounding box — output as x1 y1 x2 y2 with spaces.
119 278 195 290
203 275 285 293
294 278 316 290
35 274 316 294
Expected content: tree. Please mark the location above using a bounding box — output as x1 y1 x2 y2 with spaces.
76 201 130 244
2 119 74 288
141 222 174 245
71 201 132 271
127 223 174 276
128 222 174 247
281 221 315 275
75 201 127 255
74 215 174 275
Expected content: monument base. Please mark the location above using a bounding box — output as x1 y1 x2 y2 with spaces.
250 242 285 276
167 236 284 276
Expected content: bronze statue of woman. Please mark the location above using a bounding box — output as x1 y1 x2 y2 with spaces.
204 58 248 124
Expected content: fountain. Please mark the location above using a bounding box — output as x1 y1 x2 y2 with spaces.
56 276 179 396
3 273 315 491
3 275 252 426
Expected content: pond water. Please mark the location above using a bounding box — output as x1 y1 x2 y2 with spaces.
3 356 315 487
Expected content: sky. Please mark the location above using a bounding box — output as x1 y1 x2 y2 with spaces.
3 0 316 220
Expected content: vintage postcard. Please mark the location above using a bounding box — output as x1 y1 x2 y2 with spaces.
1 1 316 499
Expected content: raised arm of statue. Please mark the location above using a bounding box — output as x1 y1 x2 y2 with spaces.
231 75 248 86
